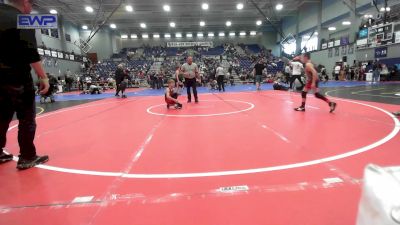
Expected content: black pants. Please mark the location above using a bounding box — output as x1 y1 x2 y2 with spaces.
0 85 37 159
65 82 72 92
185 78 198 101
217 75 225 92
335 73 339 81
290 75 304 89
116 81 121 95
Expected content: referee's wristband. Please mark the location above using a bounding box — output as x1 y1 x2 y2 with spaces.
39 77 49 82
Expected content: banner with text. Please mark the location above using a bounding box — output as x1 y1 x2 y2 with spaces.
166 41 213 48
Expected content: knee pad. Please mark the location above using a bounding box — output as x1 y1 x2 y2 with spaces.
301 91 307 98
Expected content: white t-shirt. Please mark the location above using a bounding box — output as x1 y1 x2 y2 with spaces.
216 66 225 76
181 62 198 79
291 62 303 75
334 66 341 74
285 65 291 73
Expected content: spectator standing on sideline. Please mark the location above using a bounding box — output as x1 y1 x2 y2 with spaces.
253 59 266 91
65 69 73 92
334 64 341 81
115 63 125 97
0 0 50 169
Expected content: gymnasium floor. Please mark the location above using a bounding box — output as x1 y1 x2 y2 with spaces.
1 81 400 225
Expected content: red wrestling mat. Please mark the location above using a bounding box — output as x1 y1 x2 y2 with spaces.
1 91 399 225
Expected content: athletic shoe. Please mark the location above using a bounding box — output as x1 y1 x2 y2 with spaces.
0 151 13 164
392 111 400 116
115 94 119 97
329 102 337 113
294 107 305 112
17 155 49 170
187 100 191 103
195 99 199 103
175 103 182 109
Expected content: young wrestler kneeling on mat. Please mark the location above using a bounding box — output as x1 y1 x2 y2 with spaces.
165 79 182 109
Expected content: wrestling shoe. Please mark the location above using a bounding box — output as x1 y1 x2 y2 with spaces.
175 103 182 109
294 107 305 112
329 102 337 113
17 155 49 170
0 151 13 164
393 111 400 117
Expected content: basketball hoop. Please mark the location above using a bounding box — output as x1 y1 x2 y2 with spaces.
74 39 92 53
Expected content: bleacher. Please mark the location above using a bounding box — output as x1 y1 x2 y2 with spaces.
238 58 253 70
166 48 178 56
95 59 152 77
201 46 224 55
246 44 261 54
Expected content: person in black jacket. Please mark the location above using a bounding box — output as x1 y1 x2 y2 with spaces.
0 0 50 169
115 63 128 98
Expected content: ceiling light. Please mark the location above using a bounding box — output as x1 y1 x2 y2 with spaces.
239 31 246 36
219 32 225 37
314 32 318 35
275 3 283 10
342 21 351 25
82 25 88 30
197 32 204 37
110 24 116 29
386 7 391 11
328 27 336 31
208 32 214 37
165 33 171 38
169 22 176 28
202 3 209 10
226 21 232 27
303 35 310 39
236 3 244 10
200 21 205 27
85 6 94 13
186 33 193 38
163 5 170 12
125 5 133 12
176 33 182 38
49 9 57 14
153 34 160 38
140 23 146 28
142 34 149 39
250 31 257 36
380 7 385 12
121 34 128 39
131 34 138 39
256 20 262 26
229 32 235 36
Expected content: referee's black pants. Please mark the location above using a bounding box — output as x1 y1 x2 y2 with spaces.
185 78 198 102
290 75 304 89
0 84 37 159
217 75 225 92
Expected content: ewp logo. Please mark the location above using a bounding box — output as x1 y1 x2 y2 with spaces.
17 14 58 29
